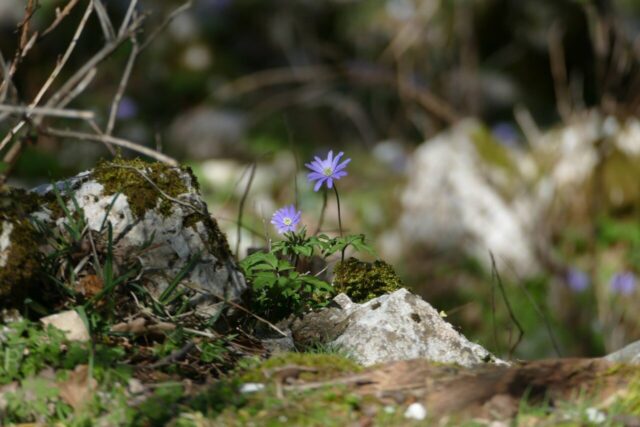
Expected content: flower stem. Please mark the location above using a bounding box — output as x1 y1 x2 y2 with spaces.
333 185 345 262
315 189 328 235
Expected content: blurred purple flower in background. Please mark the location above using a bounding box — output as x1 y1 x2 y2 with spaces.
610 272 637 295
116 96 138 120
305 150 351 192
566 268 590 293
491 122 520 148
271 205 301 234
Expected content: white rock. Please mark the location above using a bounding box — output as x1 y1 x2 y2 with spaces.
40 310 90 342
392 119 539 276
240 383 265 393
403 402 427 420
32 164 246 315
585 407 606 424
293 289 505 367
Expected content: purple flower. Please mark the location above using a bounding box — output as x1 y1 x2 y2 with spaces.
566 268 590 293
610 272 637 295
271 205 301 234
116 96 138 120
305 150 351 192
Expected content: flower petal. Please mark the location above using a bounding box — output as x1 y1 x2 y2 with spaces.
332 152 344 170
314 178 325 192
335 157 351 171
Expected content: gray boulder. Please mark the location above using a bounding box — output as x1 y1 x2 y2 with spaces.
604 340 640 365
31 158 246 316
292 288 505 367
387 119 540 277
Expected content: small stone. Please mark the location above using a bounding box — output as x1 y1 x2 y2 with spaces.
585 407 606 424
40 310 90 342
404 402 427 420
239 383 265 393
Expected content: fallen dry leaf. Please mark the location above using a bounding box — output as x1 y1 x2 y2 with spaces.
58 364 97 410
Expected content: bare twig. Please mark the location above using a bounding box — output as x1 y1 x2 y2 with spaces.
119 0 139 37
57 67 97 109
504 262 562 357
489 252 524 359
92 0 116 42
40 0 81 39
42 127 178 165
139 1 192 51
106 38 139 135
0 104 94 120
147 342 196 369
45 14 145 111
217 64 459 124
109 164 203 212
0 0 94 152
548 23 572 122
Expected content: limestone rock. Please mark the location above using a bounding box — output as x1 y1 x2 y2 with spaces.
40 310 90 342
32 158 246 315
604 340 640 365
292 289 504 367
390 119 539 276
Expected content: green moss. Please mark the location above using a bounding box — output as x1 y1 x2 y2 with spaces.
0 187 46 304
182 212 232 261
470 126 517 176
92 157 189 218
615 370 640 415
238 352 361 383
332 257 403 303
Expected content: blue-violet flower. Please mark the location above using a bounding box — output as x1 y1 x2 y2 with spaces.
305 150 351 192
566 268 590 293
610 271 637 295
271 205 301 234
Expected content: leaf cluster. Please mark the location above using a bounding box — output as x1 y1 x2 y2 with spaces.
240 229 374 321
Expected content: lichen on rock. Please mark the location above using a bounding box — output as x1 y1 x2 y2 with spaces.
332 257 403 303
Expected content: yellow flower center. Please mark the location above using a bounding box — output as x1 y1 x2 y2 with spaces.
323 167 333 176
283 217 292 226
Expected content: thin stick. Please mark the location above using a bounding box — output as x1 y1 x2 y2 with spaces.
44 14 145 111
42 127 178 165
139 1 193 51
333 185 345 262
315 190 328 235
548 23 572 121
106 38 139 135
40 0 81 39
236 162 257 258
118 0 139 37
222 298 288 337
92 0 116 42
0 104 95 120
489 252 524 359
0 0 94 152
108 164 202 213
57 67 97 109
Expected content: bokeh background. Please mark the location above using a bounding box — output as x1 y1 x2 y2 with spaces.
3 0 640 360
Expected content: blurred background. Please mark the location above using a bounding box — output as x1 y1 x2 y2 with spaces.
2 0 640 360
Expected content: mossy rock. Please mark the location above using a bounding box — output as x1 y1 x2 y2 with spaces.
0 187 46 305
332 257 403 303
92 156 191 218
